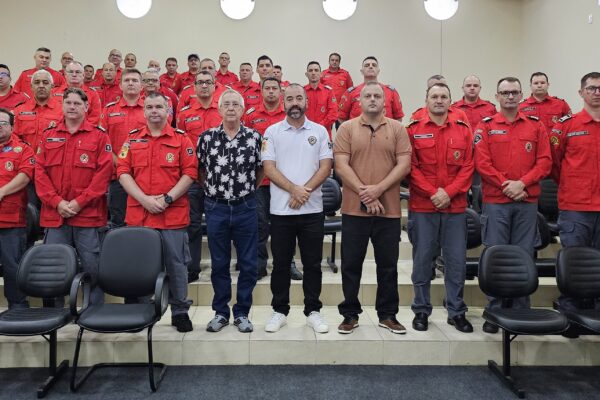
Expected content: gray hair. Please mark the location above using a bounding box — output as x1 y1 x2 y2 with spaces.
31 69 53 85
218 89 245 110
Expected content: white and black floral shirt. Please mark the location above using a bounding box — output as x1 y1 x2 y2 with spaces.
197 124 262 199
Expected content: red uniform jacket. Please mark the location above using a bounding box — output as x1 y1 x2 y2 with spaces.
116 126 198 229
88 80 122 108
549 110 600 211
411 106 470 125
160 72 182 95
176 100 222 149
0 87 29 112
100 97 146 157
338 82 404 121
452 97 497 128
52 85 102 125
230 80 261 111
215 70 239 86
0 136 35 228
474 112 552 204
407 117 474 213
178 71 198 93
35 120 112 227
14 67 65 97
304 83 338 139
321 68 354 102
519 95 571 132
177 82 226 115
93 67 122 83
13 97 63 152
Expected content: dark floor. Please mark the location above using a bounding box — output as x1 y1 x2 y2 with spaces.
1 365 600 400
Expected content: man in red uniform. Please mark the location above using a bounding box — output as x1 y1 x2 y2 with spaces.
407 83 474 333
338 56 404 123
453 75 497 127
14 47 65 97
519 72 571 132
124 53 137 69
83 65 95 86
243 77 287 279
411 75 469 123
0 64 29 112
52 62 102 125
273 66 290 88
474 77 552 333
58 52 74 78
177 58 226 115
321 52 354 103
177 70 222 282
215 52 239 86
89 63 122 107
230 63 261 111
117 92 197 332
178 54 201 93
0 107 35 308
93 49 123 82
160 57 182 95
304 61 338 138
141 69 176 124
13 70 63 152
549 72 600 310
35 88 113 306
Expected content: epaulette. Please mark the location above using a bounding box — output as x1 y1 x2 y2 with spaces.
346 86 356 93
43 121 57 131
482 116 493 122
323 85 332 90
552 95 565 101
23 92 31 99
485 100 496 107
406 119 419 127
180 105 191 112
386 84 397 92
129 128 139 135
96 125 106 132
558 114 572 123
175 128 185 135
245 107 256 115
456 119 469 127
182 84 193 91
527 115 539 121
105 101 118 108
88 86 98 92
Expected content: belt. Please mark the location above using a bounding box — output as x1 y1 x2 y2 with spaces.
207 193 254 206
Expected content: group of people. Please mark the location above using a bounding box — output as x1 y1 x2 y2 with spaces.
0 46 599 337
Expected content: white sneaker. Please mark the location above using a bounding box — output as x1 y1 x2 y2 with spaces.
265 312 287 332
307 311 329 333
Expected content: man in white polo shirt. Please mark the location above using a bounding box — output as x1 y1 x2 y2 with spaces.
261 83 333 333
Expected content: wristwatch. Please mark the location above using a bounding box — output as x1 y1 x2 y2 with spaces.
164 194 174 205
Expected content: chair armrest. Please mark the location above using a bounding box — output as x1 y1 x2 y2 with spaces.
154 272 170 318
70 272 91 318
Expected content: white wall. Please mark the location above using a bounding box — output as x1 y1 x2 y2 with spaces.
5 0 595 115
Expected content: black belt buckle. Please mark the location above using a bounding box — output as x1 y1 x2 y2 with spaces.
211 194 253 206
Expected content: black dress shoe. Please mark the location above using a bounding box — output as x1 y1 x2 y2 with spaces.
483 321 499 334
187 271 199 283
447 314 473 333
412 313 428 331
258 267 268 279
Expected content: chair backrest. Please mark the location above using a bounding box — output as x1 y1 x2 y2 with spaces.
98 227 164 298
465 208 482 249
17 243 78 298
535 212 551 251
556 247 600 299
322 177 342 216
478 245 538 298
538 178 558 221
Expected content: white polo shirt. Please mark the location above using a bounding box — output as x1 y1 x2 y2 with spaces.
262 118 333 216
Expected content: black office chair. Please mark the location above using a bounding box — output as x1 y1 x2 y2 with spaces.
478 245 569 398
538 178 559 237
0 244 78 398
322 177 342 273
70 227 170 392
555 247 600 335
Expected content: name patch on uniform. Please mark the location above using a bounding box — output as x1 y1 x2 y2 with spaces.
566 131 588 137
47 137 66 142
251 118 266 124
413 134 434 139
521 107 535 112
489 130 507 135
308 136 317 146
19 111 36 116
186 117 201 123
109 112 125 117
130 139 148 143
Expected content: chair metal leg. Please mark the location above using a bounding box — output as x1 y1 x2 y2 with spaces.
147 325 167 391
487 330 525 398
70 327 86 392
37 330 69 398
326 232 339 273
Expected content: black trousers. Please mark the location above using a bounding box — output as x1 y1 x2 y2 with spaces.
338 215 401 320
270 212 324 316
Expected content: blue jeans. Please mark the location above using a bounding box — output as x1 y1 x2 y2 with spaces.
205 195 258 319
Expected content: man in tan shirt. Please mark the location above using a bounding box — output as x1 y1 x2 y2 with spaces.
333 81 411 334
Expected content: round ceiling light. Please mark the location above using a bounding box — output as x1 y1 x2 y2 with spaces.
424 0 459 21
323 0 357 21
221 0 255 20
116 0 152 19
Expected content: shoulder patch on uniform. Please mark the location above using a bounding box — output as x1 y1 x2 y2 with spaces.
482 116 492 122
474 133 483 145
186 147 194 155
456 119 469 127
129 128 139 135
105 101 118 108
405 119 419 127
558 114 572 123
96 125 106 132
180 105 191 112
175 128 185 135
245 107 256 115
105 144 112 152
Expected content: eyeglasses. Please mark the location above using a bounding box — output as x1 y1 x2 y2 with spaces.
221 102 241 109
195 80 214 86
0 121 11 127
142 78 159 83
584 86 600 94
66 70 83 75
497 90 522 98
0 72 9 78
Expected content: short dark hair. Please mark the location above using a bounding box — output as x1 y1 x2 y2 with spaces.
329 52 341 61
0 107 15 126
63 87 88 103
428 74 445 82
166 57 177 64
580 72 600 89
145 91 168 102
273 65 282 71
307 61 321 70
36 47 51 53
530 72 549 84
261 77 281 89
362 56 378 65
497 76 521 91
240 62 252 68
0 64 10 74
121 68 142 81
256 55 273 67
195 71 214 84
426 82 451 99
84 64 94 70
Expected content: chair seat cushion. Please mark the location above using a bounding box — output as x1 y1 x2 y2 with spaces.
483 308 568 335
0 308 72 335
562 309 600 333
324 218 342 233
77 304 157 333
